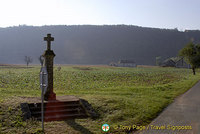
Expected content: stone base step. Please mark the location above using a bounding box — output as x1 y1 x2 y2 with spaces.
21 99 89 122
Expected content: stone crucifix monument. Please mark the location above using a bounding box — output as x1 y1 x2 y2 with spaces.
21 33 95 122
43 34 56 101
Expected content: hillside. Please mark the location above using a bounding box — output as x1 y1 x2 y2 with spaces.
0 25 200 65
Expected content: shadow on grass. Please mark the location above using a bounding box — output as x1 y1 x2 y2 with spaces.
65 119 94 134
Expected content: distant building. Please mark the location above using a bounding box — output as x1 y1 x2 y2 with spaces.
161 59 176 67
161 57 189 68
117 60 136 67
175 57 189 68
109 62 117 67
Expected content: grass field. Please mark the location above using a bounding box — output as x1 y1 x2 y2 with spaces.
0 65 199 134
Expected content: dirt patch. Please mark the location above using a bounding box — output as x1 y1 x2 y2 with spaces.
2 96 41 106
0 64 33 69
137 65 158 68
73 66 95 71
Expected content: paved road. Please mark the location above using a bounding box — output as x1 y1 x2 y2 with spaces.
136 81 200 134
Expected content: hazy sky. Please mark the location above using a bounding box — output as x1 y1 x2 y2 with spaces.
0 0 199 30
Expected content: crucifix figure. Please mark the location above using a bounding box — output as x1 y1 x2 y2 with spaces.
43 33 56 101
44 34 54 50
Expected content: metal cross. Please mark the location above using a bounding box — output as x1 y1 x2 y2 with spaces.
44 34 54 50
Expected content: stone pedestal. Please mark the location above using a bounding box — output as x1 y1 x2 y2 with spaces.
43 34 56 101
43 50 56 101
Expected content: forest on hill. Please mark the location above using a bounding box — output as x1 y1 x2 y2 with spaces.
0 25 200 65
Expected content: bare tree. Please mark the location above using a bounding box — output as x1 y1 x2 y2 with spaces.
38 55 44 66
24 56 33 67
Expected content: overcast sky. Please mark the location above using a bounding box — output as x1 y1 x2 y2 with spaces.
0 0 199 30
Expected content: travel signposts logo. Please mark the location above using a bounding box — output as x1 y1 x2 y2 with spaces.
102 124 110 132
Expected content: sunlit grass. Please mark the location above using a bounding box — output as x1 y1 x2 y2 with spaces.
0 65 199 133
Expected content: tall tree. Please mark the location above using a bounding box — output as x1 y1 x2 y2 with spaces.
179 42 200 75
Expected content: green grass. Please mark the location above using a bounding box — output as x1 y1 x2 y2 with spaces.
0 65 199 133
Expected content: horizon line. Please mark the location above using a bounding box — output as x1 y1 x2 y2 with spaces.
0 24 199 31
